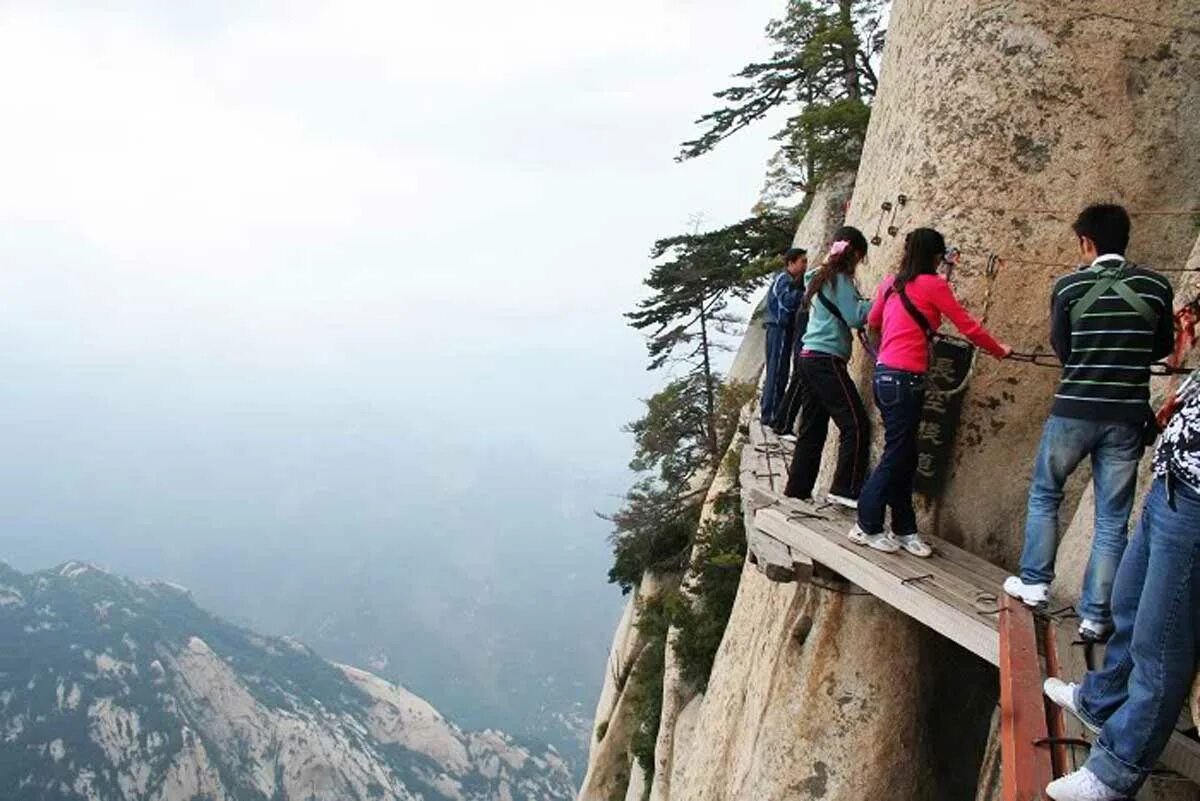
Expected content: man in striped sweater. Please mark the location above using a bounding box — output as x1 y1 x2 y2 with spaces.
1004 204 1174 643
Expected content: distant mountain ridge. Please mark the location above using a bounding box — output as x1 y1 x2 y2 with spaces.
0 560 574 801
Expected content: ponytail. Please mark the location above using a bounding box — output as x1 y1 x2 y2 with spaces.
803 225 869 309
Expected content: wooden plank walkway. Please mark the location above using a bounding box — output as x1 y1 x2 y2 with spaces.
740 416 1200 786
745 416 1004 664
740 419 810 582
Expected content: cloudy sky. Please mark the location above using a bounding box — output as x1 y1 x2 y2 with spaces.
0 0 787 757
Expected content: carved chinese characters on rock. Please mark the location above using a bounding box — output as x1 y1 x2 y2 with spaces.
913 340 974 498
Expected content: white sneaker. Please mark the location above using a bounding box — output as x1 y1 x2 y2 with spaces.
1043 678 1099 734
1045 767 1122 801
864 532 900 553
1078 619 1113 643
1002 575 1049 608
826 493 858 510
846 525 900 553
779 433 798 443
894 533 933 558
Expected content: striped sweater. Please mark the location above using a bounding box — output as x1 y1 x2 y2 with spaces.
1049 257 1175 424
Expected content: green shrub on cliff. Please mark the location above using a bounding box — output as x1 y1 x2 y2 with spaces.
671 485 747 691
627 593 672 783
606 378 750 594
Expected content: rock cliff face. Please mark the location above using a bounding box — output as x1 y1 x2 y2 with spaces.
581 2 1200 799
845 0 1200 563
0 561 574 801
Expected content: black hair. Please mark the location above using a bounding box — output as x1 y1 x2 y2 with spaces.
783 247 808 264
895 227 946 291
1072 204 1131 255
803 226 868 309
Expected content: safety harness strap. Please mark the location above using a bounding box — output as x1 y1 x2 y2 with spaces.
1069 263 1158 328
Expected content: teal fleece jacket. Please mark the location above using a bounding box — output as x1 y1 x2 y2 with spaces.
800 268 871 359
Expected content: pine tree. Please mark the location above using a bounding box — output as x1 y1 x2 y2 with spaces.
678 0 885 201
625 210 796 455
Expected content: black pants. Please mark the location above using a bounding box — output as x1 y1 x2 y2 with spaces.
771 345 807 434
785 353 871 500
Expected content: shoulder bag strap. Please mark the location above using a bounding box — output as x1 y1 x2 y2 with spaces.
886 285 936 342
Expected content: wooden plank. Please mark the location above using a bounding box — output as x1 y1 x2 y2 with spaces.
1162 732 1200 785
747 419 792 493
999 595 1054 801
1044 617 1092 776
757 506 1001 629
747 528 798 583
1041 617 1072 778
743 448 786 495
757 506 1000 664
922 536 1012 588
738 442 813 570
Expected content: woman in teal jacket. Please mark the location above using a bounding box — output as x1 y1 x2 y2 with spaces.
784 226 872 507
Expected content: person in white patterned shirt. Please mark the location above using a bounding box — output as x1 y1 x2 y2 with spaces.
1043 371 1200 801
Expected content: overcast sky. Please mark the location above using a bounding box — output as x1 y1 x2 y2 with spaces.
0 0 793 576
0 0 792 760
0 0 783 375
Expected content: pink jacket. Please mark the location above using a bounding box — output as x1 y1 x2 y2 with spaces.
868 274 1006 373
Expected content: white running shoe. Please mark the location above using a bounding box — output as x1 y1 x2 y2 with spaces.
894 533 933 558
1078 618 1113 643
1002 575 1049 608
1043 677 1099 734
846 525 900 553
1045 767 1122 801
826 493 858 510
864 532 900 553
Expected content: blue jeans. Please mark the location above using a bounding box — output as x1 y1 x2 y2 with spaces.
761 324 792 425
1019 415 1143 622
857 366 925 536
1076 476 1200 795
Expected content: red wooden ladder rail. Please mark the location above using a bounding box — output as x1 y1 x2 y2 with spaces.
998 594 1055 801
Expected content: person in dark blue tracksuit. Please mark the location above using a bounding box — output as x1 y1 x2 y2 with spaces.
761 247 808 426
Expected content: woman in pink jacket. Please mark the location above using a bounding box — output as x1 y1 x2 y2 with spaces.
850 228 1012 555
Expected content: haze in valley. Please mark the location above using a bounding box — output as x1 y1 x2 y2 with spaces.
0 0 786 771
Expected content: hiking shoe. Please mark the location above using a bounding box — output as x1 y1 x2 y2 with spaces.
894 533 933 558
1078 619 1113 644
1045 767 1122 801
1002 576 1049 608
826 493 858 510
1044 678 1099 734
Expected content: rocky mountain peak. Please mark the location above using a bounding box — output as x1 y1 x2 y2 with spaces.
0 561 574 801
